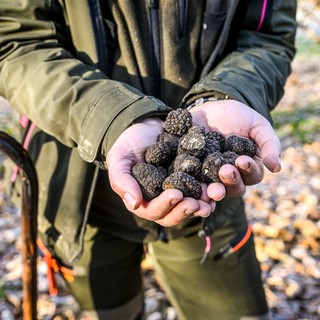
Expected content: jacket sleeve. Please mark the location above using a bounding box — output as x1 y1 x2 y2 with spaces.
0 1 171 163
183 0 297 122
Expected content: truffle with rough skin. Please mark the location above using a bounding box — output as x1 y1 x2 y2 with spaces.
202 152 227 183
204 138 222 157
203 131 226 157
178 125 206 158
224 135 257 158
173 154 202 178
132 163 166 201
206 131 225 150
157 132 180 157
144 142 171 166
162 172 202 199
164 108 193 137
223 151 239 165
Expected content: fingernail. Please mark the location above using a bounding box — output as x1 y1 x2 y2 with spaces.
274 162 281 173
185 208 196 216
240 162 250 170
171 198 181 205
224 171 236 182
215 195 225 201
123 193 137 209
270 155 281 173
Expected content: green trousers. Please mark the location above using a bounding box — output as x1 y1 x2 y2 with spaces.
65 206 268 320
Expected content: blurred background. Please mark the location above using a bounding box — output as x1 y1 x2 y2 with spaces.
0 1 319 319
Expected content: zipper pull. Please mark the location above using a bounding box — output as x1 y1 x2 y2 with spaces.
148 0 159 9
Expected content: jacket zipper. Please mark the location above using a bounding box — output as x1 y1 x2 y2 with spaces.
88 0 110 74
148 1 167 241
178 0 188 37
148 0 161 98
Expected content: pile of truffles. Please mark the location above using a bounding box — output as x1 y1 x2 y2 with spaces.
131 108 257 201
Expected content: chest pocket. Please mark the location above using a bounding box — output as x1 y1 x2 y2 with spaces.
200 0 227 64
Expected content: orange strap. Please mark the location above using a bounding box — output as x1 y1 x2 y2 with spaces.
37 238 75 296
232 224 252 253
213 224 253 261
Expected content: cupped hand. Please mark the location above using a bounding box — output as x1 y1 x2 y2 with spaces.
106 117 214 227
190 99 281 200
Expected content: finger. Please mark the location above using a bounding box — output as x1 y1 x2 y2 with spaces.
219 164 246 198
235 155 264 186
130 189 184 221
107 148 145 209
251 120 282 173
155 199 212 227
263 152 282 173
193 200 215 218
109 171 143 209
207 182 226 201
155 197 200 226
199 183 210 202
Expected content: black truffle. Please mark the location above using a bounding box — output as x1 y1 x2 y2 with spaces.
157 132 180 156
145 142 171 166
163 172 202 199
173 154 202 178
202 152 227 183
204 138 222 157
206 131 225 150
178 125 206 158
164 108 193 137
223 151 239 165
224 135 257 158
132 163 166 201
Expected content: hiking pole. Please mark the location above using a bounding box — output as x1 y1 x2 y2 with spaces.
0 131 38 320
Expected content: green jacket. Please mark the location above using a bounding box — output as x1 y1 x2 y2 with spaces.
0 0 296 265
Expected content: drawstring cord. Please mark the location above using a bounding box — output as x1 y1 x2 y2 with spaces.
199 234 212 265
198 218 213 265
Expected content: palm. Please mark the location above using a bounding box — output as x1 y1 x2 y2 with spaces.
190 100 255 137
190 100 281 172
109 117 163 165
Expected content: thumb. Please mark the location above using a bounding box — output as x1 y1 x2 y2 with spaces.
110 171 143 210
262 150 281 173
107 148 143 210
108 167 143 210
251 120 282 173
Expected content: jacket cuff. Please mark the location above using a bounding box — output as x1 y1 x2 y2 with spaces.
101 95 171 157
183 76 272 122
77 83 171 162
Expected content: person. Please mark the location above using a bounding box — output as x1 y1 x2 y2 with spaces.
0 1 296 319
